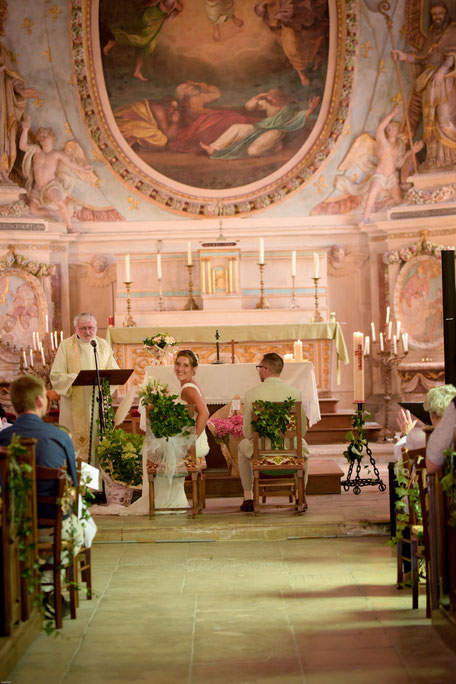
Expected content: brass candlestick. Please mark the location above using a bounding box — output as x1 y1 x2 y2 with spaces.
255 262 270 309
290 274 299 309
157 278 165 312
123 281 136 327
184 264 200 310
310 276 323 322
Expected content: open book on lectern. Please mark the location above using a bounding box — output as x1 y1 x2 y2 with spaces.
72 369 133 387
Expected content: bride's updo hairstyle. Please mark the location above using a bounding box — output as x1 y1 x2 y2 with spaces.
175 349 198 368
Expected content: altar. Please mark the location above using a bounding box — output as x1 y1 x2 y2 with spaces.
107 321 348 396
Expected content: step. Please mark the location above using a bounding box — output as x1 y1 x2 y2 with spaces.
308 410 354 430
306 422 382 445
318 398 339 414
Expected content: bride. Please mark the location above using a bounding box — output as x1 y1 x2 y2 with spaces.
122 349 209 515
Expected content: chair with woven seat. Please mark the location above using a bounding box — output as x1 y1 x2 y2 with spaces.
67 457 93 611
252 401 308 515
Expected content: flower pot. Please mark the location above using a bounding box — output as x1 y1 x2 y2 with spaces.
101 471 134 506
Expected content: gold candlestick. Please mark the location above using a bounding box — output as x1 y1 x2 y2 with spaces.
184 264 200 310
255 263 270 309
123 281 136 327
157 278 165 312
310 276 323 322
290 274 299 309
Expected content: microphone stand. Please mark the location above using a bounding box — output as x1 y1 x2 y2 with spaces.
91 340 105 435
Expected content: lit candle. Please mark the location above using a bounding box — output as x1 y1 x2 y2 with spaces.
32 331 37 351
54 331 58 348
313 252 319 278
284 353 294 363
259 238 264 265
396 320 401 338
60 330 63 342
187 241 192 266
402 332 409 352
45 314 49 333
22 350 27 368
50 334 54 351
125 254 131 282
29 349 34 367
386 306 390 324
387 321 392 340
291 251 296 277
40 346 45 365
393 335 398 355
353 332 364 402
157 254 162 279
364 335 370 356
370 321 376 343
293 339 303 362
379 332 384 352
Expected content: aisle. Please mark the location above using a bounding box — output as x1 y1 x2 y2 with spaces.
8 538 456 683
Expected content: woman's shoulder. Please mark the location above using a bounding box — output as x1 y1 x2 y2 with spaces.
181 382 202 396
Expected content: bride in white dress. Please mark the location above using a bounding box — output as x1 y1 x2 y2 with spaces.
121 349 209 515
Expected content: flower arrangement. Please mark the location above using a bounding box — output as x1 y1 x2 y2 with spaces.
210 414 244 444
143 333 178 350
138 379 195 439
383 236 444 266
97 429 145 487
252 397 295 450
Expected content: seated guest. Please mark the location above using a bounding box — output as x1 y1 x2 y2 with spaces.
0 403 12 429
426 390 456 474
238 353 310 512
0 375 84 609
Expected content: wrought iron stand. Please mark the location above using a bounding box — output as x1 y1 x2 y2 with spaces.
341 403 386 495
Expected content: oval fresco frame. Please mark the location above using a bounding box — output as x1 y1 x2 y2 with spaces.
72 0 357 217
393 254 443 351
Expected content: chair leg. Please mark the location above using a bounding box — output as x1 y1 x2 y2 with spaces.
81 549 92 599
425 560 431 619
397 539 404 588
67 564 77 620
253 471 260 515
54 564 63 629
148 475 155 518
199 474 206 511
296 471 304 515
191 473 198 519
411 538 419 609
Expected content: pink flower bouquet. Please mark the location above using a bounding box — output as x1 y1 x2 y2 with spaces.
210 414 244 444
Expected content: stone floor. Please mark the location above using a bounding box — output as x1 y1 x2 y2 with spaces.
7 442 456 683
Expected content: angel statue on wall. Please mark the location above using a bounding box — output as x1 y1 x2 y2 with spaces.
19 116 98 232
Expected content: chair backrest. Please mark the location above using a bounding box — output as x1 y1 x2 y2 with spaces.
36 465 67 555
401 447 426 526
252 401 303 461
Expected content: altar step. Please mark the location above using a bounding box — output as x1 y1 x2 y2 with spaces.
307 409 382 445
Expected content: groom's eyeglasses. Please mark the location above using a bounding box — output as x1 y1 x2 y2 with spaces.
256 365 266 371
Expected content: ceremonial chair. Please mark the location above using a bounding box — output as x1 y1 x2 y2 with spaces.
146 405 206 519
396 447 430 616
67 458 93 611
252 401 308 515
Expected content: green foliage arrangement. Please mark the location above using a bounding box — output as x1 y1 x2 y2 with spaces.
392 457 423 544
343 409 371 462
138 380 195 440
97 429 144 487
442 446 456 528
251 397 295 449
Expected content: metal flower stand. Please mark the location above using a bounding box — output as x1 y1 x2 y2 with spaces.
341 403 386 495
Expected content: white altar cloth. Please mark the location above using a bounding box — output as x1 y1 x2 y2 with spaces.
143 361 321 427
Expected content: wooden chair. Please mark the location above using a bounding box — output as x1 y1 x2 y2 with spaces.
396 447 430 615
146 405 206 518
67 458 93 612
252 401 307 515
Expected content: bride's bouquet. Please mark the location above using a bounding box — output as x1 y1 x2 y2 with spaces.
143 333 178 366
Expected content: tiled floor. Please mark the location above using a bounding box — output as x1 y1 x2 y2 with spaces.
8 537 456 684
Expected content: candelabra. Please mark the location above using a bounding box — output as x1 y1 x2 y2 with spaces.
19 332 58 386
310 276 323 322
122 281 136 327
366 334 408 441
184 264 200 310
255 263 270 309
157 277 165 312
341 403 386 495
290 274 299 309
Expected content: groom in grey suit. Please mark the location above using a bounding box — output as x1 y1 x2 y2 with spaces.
238 352 310 512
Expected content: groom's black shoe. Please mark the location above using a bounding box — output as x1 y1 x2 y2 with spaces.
240 499 254 512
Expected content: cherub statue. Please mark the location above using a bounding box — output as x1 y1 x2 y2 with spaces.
327 244 368 278
19 116 97 232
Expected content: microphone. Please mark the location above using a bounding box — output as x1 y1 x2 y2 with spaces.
90 340 97 349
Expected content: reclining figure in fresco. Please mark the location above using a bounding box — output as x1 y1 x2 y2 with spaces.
19 116 98 232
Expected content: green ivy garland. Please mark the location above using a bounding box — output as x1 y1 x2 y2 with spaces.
251 397 295 450
343 410 371 463
139 380 195 440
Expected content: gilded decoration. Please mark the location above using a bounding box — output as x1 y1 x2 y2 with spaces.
72 0 357 217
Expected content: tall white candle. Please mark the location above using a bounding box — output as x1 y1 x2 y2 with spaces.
125 254 131 282
402 332 409 352
364 335 370 356
259 238 264 265
60 330 63 342
45 314 49 333
229 260 233 294
291 251 296 277
393 335 398 355
32 331 37 351
370 321 376 343
379 332 384 352
207 260 212 293
353 332 364 402
157 254 162 279
40 346 45 365
50 334 54 351
313 252 319 278
54 331 58 348
29 349 34 367
386 306 390 324
396 320 401 338
201 259 206 294
387 321 392 340
22 350 27 368
187 241 192 266
293 339 303 362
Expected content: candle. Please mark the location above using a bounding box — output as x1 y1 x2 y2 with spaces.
364 335 370 356
201 259 206 294
370 321 376 343
32 331 37 351
50 334 54 351
125 254 131 282
386 306 390 324
157 253 162 279
60 330 63 342
313 252 319 278
22 350 27 368
284 353 294 363
387 321 392 340
45 314 49 333
291 251 296 277
40 346 45 365
29 349 34 367
229 260 233 294
379 332 384 352
353 332 364 402
402 332 409 352
108 316 114 327
259 238 264 265
393 335 398 355
396 320 401 338
187 241 192 266
293 339 303 362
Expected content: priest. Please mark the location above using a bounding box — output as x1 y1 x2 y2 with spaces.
50 312 118 462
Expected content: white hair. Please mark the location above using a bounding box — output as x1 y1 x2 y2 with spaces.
73 312 97 327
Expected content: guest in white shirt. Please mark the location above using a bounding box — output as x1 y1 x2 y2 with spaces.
426 391 456 474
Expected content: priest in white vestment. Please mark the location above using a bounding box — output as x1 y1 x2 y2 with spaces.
50 312 119 462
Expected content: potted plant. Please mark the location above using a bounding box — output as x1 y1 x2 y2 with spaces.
97 429 145 505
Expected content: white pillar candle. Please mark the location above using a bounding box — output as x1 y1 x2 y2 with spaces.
157 253 162 279
370 321 376 343
201 259 206 294
293 339 303 362
402 332 409 352
32 331 37 351
29 349 34 367
364 335 370 356
291 251 296 277
386 306 390 324
396 320 401 338
393 335 398 355
40 346 45 365
50 334 54 351
353 332 364 403
259 238 264 265
379 332 384 352
284 353 294 363
387 321 392 340
45 314 49 333
60 330 63 342
313 252 319 278
22 350 27 368
54 331 58 348
125 254 131 281
229 260 233 294
187 241 192 266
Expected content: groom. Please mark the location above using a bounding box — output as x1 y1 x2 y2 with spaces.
238 352 310 512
